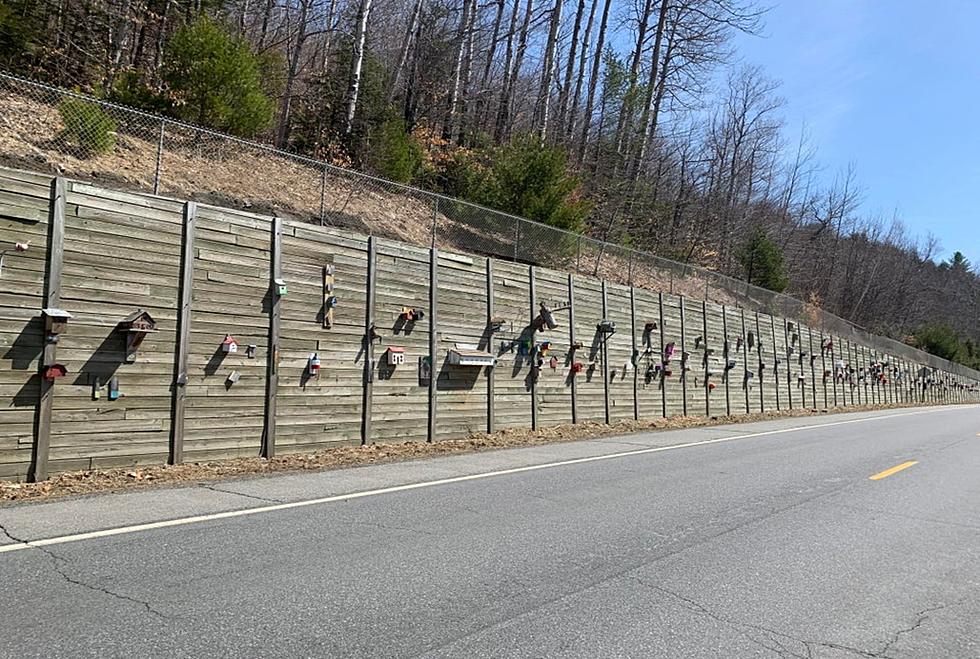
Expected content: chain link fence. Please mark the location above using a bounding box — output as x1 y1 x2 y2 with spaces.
1 70 977 381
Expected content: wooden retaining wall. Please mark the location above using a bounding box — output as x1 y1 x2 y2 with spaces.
1 166 978 481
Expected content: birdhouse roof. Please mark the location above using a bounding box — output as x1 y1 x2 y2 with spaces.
122 309 155 324
223 336 238 344
42 308 72 319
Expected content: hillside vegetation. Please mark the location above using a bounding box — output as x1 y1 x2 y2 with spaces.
0 0 977 368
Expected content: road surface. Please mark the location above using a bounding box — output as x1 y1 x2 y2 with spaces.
1 406 978 658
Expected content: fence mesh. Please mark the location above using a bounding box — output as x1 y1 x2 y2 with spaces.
0 70 976 381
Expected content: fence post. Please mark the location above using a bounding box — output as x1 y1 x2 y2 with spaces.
153 120 165 195
680 296 687 416
431 197 439 248
513 219 520 262
486 259 495 433
262 216 283 459
428 247 438 442
601 281 611 424
630 286 638 420
529 265 538 430
361 237 377 445
569 273 578 424
169 201 196 465
29 177 66 482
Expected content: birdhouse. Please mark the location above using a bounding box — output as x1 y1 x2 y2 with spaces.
42 308 72 336
747 332 755 349
222 335 239 354
708 382 716 391
644 321 658 332
571 362 584 374
274 278 288 297
308 353 321 377
118 309 158 363
387 346 406 366
538 340 552 356
43 363 68 380
549 355 559 370
488 317 505 332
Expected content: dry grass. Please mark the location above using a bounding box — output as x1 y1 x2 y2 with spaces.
0 402 933 504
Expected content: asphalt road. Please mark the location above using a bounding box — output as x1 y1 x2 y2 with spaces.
1 406 979 658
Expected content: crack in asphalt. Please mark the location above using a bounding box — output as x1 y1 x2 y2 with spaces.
0 521 167 619
633 577 887 658
875 599 966 658
199 483 283 503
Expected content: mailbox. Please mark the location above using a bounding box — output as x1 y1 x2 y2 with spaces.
42 308 72 336
449 347 496 367
118 309 158 363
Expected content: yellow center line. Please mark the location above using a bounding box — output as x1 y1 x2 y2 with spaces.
869 461 919 481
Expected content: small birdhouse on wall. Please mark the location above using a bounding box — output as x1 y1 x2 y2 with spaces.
222 335 239 354
274 278 288 297
387 346 406 366
118 309 158 363
42 308 72 336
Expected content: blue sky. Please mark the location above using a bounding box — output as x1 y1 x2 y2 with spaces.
731 0 980 265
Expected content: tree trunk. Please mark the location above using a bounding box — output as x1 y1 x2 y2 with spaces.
628 0 669 181
258 0 275 49
476 0 507 127
444 0 474 140
534 0 562 142
495 0 533 141
575 0 612 160
565 0 597 140
389 0 424 103
613 0 653 159
276 0 311 148
344 0 374 135
556 0 585 138
494 0 522 140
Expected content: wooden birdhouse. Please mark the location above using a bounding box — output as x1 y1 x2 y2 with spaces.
222 335 239 354
387 346 406 366
42 308 72 336
119 309 158 363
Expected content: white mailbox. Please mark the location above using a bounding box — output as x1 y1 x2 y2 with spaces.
448 346 496 367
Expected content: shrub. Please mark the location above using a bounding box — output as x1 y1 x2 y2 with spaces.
57 99 116 156
365 119 422 184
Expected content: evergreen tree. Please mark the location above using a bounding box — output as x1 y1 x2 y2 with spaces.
737 227 788 292
163 17 274 137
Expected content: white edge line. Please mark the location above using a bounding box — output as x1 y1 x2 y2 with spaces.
0 407 960 555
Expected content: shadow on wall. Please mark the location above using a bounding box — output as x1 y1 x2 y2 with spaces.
3 317 42 370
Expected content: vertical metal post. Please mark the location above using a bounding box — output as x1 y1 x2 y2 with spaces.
486 258 495 433
568 273 578 423
428 247 438 442
430 198 439 248
29 177 66 482
170 201 196 465
529 265 538 429
153 120 165 195
513 219 520 262
601 281 611 424
319 164 327 226
361 237 377 445
262 216 283 459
